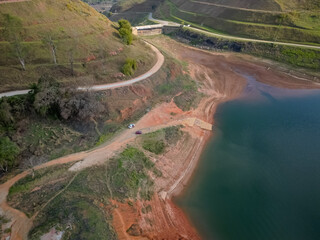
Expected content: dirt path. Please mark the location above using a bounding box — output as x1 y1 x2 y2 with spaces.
0 42 164 98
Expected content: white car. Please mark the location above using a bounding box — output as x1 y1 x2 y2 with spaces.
128 124 135 129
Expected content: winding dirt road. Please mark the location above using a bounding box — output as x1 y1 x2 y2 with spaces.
0 42 164 98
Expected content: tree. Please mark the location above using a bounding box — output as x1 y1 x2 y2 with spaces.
0 137 20 172
67 30 79 76
2 14 28 70
119 28 133 45
118 19 132 30
0 98 14 128
33 75 60 117
42 34 58 65
59 89 106 121
118 19 133 45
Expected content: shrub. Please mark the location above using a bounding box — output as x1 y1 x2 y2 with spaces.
121 58 137 76
33 75 60 117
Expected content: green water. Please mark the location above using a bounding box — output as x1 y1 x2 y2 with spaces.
176 76 320 240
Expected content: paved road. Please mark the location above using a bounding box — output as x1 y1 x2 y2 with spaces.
0 42 164 98
148 13 320 50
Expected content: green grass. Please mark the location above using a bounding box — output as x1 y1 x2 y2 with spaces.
29 195 116 240
21 121 84 160
108 147 155 200
141 126 183 154
116 0 147 11
142 131 166 154
156 73 200 111
95 122 123 146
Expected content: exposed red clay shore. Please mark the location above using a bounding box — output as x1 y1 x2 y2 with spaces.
1 37 320 240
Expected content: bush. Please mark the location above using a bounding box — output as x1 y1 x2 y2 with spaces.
121 58 137 76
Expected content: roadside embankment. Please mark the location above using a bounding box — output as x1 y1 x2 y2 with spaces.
166 27 320 75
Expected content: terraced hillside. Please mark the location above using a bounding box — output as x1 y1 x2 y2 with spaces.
0 0 155 92
109 0 160 26
155 0 320 44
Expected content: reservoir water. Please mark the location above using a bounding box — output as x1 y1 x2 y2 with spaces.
176 75 320 240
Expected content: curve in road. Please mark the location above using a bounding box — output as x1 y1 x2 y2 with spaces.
0 41 164 98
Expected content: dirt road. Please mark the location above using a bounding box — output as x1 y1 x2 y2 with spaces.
0 42 164 98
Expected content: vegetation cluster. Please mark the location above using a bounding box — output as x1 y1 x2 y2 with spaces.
122 58 137 76
118 19 133 45
141 126 183 155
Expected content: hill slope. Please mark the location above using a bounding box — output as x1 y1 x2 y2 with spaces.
154 0 320 44
0 0 155 92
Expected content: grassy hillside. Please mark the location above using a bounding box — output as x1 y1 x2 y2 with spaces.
154 0 320 44
0 0 156 92
189 0 282 11
110 0 147 12
276 0 320 10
